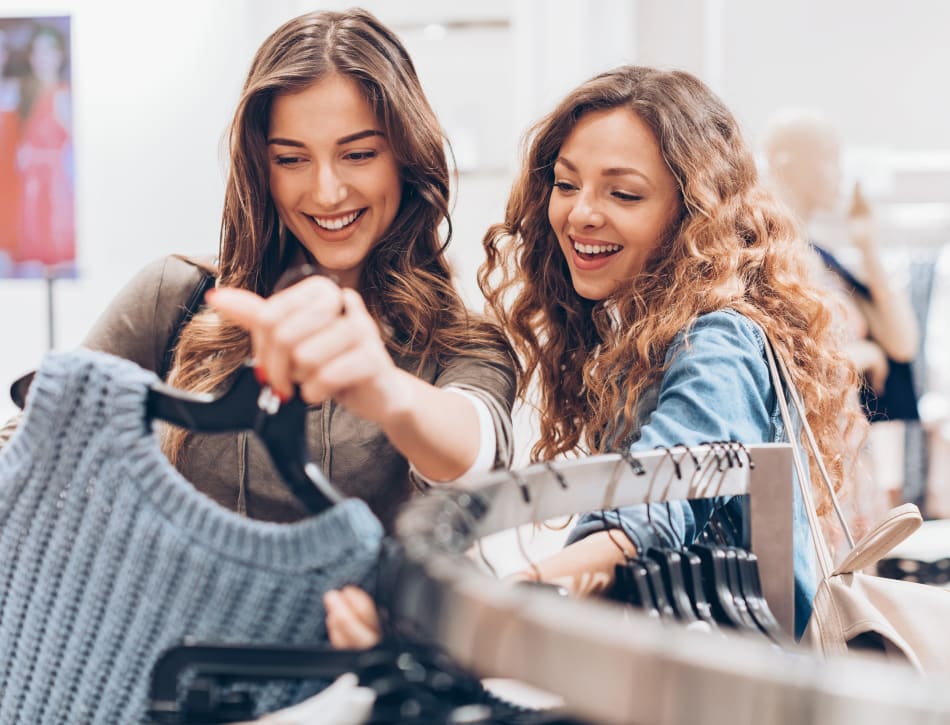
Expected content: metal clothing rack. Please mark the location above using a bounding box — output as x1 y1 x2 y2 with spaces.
406 442 796 635
382 443 950 725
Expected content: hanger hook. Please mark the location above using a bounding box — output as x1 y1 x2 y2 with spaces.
598 508 633 563
687 443 717 492
543 460 569 490
510 469 531 504
733 440 756 470
451 491 498 578
618 447 646 476
514 519 543 583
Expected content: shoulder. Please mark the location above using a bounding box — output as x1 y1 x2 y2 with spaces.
153 254 215 299
432 347 516 400
82 254 215 374
671 308 766 361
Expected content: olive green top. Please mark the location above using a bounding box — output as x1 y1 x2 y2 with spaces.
1 256 516 531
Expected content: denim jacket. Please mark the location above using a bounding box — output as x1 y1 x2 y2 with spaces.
566 308 817 638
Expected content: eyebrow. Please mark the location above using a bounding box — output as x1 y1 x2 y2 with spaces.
555 155 651 183
267 129 385 147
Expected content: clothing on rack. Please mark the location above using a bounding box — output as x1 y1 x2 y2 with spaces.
0 348 384 724
381 464 950 725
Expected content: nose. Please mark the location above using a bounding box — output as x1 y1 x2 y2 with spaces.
566 191 604 229
311 162 347 208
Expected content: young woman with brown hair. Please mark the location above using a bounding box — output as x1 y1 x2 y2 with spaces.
2 9 514 563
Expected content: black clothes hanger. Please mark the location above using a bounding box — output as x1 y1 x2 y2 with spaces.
664 445 719 629
730 547 791 646
719 545 769 633
687 542 746 629
641 447 699 625
596 508 657 617
146 362 342 514
148 640 586 724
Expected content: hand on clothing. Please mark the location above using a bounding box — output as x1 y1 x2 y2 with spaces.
324 586 382 649
207 276 411 425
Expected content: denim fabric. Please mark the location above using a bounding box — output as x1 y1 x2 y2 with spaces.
566 309 817 639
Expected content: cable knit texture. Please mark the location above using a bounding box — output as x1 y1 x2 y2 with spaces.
0 349 384 724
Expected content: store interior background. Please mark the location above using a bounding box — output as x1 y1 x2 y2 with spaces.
2 1 950 564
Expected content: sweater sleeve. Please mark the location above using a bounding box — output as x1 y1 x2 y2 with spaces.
567 310 772 553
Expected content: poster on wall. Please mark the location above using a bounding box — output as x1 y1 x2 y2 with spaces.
0 16 74 279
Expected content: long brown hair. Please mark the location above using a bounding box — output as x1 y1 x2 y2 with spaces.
165 8 510 463
479 66 863 514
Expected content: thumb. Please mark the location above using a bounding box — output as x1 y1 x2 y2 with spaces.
204 287 266 332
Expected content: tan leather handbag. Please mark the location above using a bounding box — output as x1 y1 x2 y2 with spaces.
764 340 950 674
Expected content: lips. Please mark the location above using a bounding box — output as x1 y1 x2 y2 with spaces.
309 208 366 231
571 236 621 260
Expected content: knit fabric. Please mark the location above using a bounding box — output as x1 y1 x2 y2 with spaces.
0 349 384 724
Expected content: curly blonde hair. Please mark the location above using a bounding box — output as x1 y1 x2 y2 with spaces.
479 66 863 514
164 9 512 464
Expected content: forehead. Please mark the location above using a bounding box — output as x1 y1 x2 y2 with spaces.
558 107 665 171
269 74 380 137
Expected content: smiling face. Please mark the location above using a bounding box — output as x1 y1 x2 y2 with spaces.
268 74 402 288
547 107 681 301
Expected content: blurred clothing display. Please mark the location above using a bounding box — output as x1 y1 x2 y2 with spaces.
762 109 922 542
923 245 950 518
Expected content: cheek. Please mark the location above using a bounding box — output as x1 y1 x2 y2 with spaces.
547 196 565 231
268 174 291 210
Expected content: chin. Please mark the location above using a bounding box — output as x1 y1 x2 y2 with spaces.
572 284 608 302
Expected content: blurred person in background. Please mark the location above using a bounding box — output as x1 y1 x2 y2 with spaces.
0 27 21 266
762 108 920 535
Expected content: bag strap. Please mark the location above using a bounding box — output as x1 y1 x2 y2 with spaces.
764 336 926 578
762 339 839 579
158 266 216 381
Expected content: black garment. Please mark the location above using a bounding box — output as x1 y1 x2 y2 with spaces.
812 243 919 423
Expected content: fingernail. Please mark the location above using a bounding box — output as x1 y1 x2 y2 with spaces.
253 365 268 385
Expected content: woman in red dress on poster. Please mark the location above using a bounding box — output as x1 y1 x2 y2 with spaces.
17 25 74 270
0 28 21 266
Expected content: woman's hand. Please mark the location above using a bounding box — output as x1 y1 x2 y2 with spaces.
323 586 382 649
207 276 411 424
207 275 485 482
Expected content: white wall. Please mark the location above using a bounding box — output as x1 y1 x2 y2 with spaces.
0 0 301 420
3 0 950 424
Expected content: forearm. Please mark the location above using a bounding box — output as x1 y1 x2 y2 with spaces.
519 530 634 596
856 246 919 361
379 369 483 482
844 338 884 374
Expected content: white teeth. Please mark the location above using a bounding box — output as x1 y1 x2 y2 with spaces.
573 241 621 255
311 210 361 230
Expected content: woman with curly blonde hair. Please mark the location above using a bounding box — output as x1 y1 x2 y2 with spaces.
479 65 864 638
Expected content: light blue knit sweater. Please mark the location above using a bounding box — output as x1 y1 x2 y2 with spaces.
0 349 384 724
